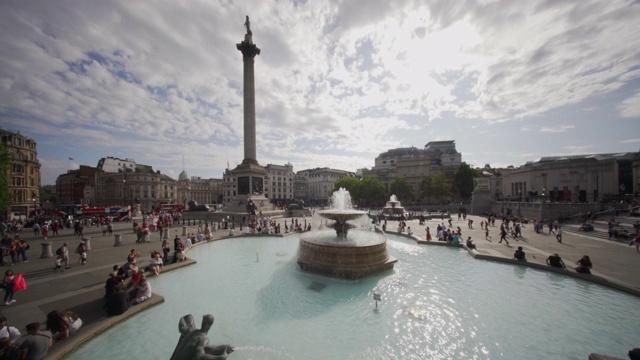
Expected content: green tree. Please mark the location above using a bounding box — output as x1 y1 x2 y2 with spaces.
389 176 413 202
359 175 387 207
333 176 362 203
421 172 451 204
453 162 479 200
0 144 12 217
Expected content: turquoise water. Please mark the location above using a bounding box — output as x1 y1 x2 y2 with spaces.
66 235 640 359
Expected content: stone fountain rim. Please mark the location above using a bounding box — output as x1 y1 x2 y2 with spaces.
299 235 387 248
317 210 368 218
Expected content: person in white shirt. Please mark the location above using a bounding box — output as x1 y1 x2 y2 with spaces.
0 316 21 344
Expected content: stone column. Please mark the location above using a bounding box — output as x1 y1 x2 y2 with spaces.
114 234 122 246
163 228 169 240
182 226 187 236
40 241 53 258
237 29 261 165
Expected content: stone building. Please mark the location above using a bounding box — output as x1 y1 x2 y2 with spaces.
94 158 176 212
295 167 355 206
0 127 40 220
293 172 309 202
499 152 638 203
364 140 462 201
176 171 223 207
264 163 294 205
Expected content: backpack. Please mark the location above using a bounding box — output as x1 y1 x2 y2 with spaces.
56 246 63 256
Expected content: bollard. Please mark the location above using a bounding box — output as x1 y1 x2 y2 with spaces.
229 228 234 236
213 223 217 231
82 237 91 251
163 228 169 240
114 234 122 246
182 226 187 236
40 241 53 258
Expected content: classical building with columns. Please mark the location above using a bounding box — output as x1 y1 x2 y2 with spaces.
294 167 355 206
94 159 176 212
496 152 639 203
176 171 223 207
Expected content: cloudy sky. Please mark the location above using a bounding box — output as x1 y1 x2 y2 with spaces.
1 0 639 185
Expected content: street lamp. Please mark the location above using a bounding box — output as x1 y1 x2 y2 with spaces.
123 178 127 208
32 197 38 221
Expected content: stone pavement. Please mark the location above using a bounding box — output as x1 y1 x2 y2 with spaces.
395 214 640 294
0 214 638 359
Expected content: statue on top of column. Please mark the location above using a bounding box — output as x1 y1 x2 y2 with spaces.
244 16 252 35
244 15 253 43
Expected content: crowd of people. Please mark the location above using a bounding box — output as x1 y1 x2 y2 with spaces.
0 310 82 359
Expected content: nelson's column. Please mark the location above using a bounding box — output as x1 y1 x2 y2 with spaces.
224 16 270 214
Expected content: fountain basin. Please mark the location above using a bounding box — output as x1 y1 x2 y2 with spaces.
297 233 397 280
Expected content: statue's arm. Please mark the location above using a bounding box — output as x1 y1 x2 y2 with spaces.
178 314 195 335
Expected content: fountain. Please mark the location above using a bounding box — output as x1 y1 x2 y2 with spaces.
381 194 407 217
297 188 397 280
67 235 640 360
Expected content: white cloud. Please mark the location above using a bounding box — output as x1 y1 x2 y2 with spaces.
618 90 640 118
539 125 575 133
0 0 639 184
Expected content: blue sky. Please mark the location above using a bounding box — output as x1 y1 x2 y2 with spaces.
1 0 639 185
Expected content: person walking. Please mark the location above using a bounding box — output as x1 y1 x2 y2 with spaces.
76 241 87 265
61 243 70 269
556 226 563 243
499 227 509 245
2 270 17 305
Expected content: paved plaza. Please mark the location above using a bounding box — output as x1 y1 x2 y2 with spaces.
0 213 638 359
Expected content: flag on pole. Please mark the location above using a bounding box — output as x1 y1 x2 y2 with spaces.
68 157 74 161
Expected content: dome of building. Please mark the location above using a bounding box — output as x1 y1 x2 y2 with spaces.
178 170 188 181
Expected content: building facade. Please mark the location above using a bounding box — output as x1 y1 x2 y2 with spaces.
176 173 224 207
1 127 40 220
94 159 177 212
295 167 355 206
55 165 97 206
264 163 294 205
495 152 638 203
364 140 462 201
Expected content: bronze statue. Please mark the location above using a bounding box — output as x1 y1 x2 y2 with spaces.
170 314 234 360
244 15 251 35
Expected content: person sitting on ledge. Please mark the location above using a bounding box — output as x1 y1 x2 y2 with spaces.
546 253 566 269
575 255 592 274
46 310 82 342
105 284 129 317
578 223 594 232
465 237 477 250
146 251 163 276
513 246 526 261
614 228 630 239
451 233 460 245
130 276 152 305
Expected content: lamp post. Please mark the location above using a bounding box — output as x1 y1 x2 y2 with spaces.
123 178 127 209
32 197 38 222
